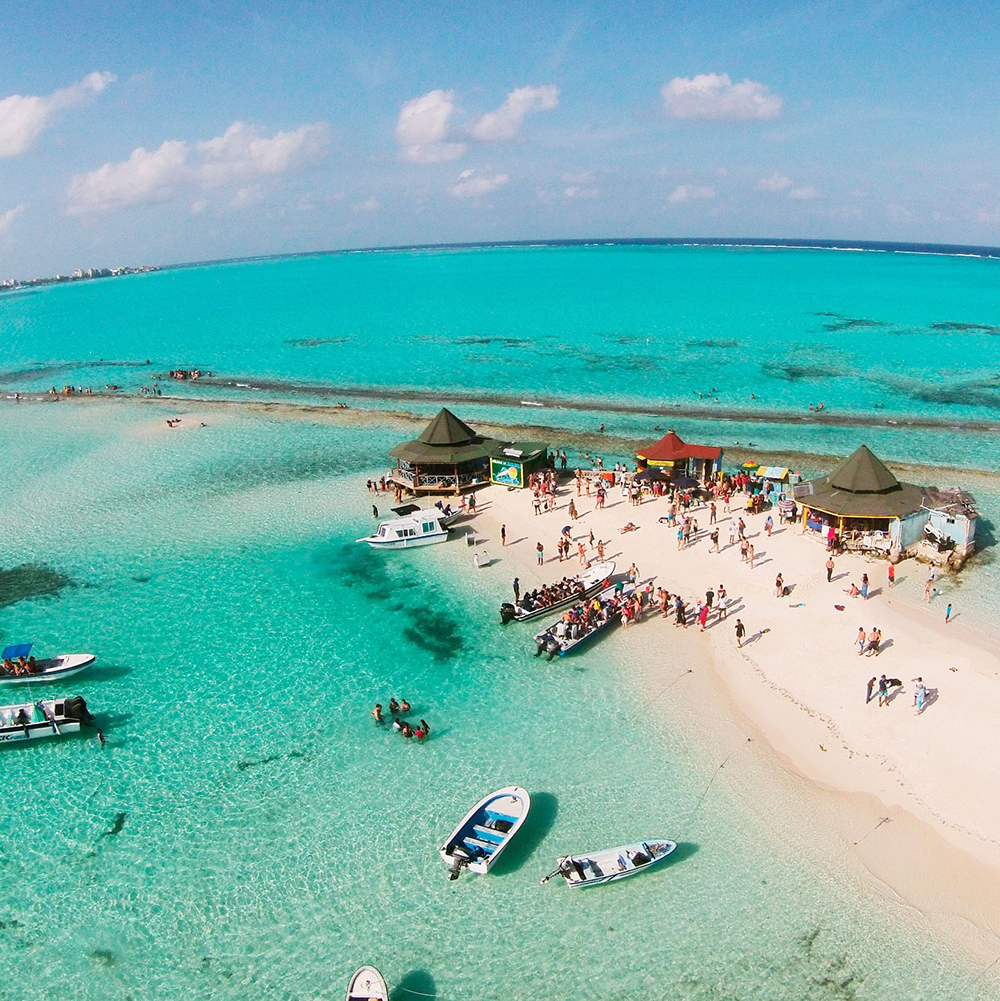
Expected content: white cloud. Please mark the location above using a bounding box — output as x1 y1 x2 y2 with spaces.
196 122 328 187
67 139 189 214
353 196 381 212
756 172 792 192
0 72 115 159
564 185 598 199
976 208 1000 224
471 85 559 141
190 199 208 214
788 186 820 200
668 184 715 204
662 73 782 121
395 89 467 164
451 168 509 199
0 203 26 235
829 206 862 220
66 122 328 214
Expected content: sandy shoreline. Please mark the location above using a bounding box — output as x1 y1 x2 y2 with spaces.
468 475 1000 966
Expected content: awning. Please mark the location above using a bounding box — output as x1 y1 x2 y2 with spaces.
757 466 790 480
2 643 32 660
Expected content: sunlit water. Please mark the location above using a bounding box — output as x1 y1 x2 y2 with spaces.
0 403 994 1000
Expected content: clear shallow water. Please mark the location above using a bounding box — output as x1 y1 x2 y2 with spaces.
0 403 995 1000
2 243 1000 427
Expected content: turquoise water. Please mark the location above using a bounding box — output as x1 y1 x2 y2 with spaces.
0 402 995 1000
2 244 1000 428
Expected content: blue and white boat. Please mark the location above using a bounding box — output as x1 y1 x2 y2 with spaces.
440 785 531 878
346 965 388 1001
543 840 677 887
532 581 636 657
0 695 96 744
0 643 96 686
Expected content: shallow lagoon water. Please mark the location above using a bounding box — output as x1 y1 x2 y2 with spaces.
0 403 996 1000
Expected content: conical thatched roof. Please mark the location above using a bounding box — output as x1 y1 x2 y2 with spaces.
800 445 924 519
636 430 722 464
417 408 478 446
827 445 900 493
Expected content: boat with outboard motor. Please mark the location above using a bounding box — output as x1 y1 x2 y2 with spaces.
533 581 636 658
500 560 615 623
440 785 530 878
357 509 451 548
394 501 462 528
346 965 388 1001
0 643 96 686
0 695 95 743
541 840 677 887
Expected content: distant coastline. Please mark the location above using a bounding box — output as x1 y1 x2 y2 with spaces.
0 264 159 292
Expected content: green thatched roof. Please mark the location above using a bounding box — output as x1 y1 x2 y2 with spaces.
390 407 496 465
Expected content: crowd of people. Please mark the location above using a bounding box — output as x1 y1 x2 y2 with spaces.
371 698 430 740
1 654 39 677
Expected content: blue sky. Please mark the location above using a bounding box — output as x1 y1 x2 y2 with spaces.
1 0 999 275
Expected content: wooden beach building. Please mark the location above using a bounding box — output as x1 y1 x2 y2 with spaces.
389 408 548 494
794 444 977 564
635 430 722 482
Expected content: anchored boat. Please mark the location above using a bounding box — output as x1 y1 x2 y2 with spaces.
357 510 450 549
0 643 96 686
542 840 677 887
0 695 95 744
500 560 615 623
440 785 530 878
346 965 388 1001
533 581 635 658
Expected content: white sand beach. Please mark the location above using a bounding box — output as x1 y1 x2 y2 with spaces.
471 473 1000 962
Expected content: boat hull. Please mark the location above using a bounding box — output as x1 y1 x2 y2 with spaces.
358 532 448 549
554 840 677 887
533 582 635 656
0 653 96 686
440 785 531 876
0 695 95 744
346 965 388 1001
501 561 615 624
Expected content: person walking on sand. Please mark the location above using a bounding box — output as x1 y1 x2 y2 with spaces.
856 626 866 655
860 573 869 600
717 584 728 618
764 514 773 537
775 573 784 598
501 524 506 546
923 578 933 602
735 618 746 648
913 677 927 714
826 556 835 582
710 527 720 552
945 603 952 623
536 542 544 565
877 674 889 707
866 676 877 704
699 602 709 631
887 563 895 587
748 544 755 569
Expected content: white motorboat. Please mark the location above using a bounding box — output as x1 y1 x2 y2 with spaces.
500 560 615 623
392 502 462 527
0 695 96 744
542 840 677 887
0 643 96 686
440 785 530 878
533 581 636 658
357 510 450 549
346 965 388 1001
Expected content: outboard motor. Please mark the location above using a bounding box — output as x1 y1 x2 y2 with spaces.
64 696 95 726
500 602 517 625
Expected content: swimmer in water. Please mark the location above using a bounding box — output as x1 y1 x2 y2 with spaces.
372 703 384 723
399 698 411 713
388 698 400 714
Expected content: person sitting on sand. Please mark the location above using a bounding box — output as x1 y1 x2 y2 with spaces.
845 582 860 598
620 522 639 533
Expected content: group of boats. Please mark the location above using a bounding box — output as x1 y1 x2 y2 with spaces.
0 642 97 745
346 784 677 997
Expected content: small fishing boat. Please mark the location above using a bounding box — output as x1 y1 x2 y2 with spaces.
0 643 95 686
357 510 450 549
440 785 530 879
0 695 95 744
346 965 388 1001
533 581 636 658
542 840 677 887
500 560 615 623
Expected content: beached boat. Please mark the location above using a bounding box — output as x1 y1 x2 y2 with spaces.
533 581 635 658
500 560 615 623
392 502 462 527
440 785 530 878
346 965 388 1001
0 695 95 744
0 643 95 686
357 510 450 549
542 840 677 887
